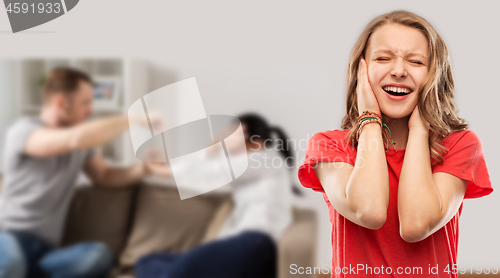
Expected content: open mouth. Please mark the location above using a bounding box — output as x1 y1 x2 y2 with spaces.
382 86 413 96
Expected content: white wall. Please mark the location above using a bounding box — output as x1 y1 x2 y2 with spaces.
0 60 17 173
0 0 498 269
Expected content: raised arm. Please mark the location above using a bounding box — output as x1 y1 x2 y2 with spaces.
24 113 160 158
314 58 389 229
398 106 467 243
314 123 389 229
25 115 130 158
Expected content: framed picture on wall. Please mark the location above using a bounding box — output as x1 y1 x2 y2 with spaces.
92 76 121 111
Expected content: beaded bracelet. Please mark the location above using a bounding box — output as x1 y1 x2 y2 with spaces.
356 118 381 141
356 110 397 151
357 111 381 122
356 111 382 138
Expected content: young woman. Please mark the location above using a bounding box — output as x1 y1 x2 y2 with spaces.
135 113 297 278
298 10 493 278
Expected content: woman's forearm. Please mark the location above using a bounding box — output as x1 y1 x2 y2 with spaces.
398 128 440 241
345 123 390 227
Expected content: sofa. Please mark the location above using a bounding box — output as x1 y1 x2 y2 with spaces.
57 177 318 278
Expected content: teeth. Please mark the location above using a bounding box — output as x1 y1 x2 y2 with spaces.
383 86 411 94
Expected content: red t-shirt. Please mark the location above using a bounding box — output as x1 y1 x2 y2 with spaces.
298 129 493 278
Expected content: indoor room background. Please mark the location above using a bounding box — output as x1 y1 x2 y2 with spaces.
0 0 498 272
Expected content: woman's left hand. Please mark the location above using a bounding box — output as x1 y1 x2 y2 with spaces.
408 105 430 133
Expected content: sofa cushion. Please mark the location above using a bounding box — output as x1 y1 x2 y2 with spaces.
278 207 318 278
62 184 137 258
199 196 233 244
118 183 230 270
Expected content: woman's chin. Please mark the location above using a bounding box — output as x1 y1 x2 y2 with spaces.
380 107 412 120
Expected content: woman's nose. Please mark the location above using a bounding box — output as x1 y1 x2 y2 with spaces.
390 57 407 78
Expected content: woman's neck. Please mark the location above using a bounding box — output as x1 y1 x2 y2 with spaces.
381 114 410 150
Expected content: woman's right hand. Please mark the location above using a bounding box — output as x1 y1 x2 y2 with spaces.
356 58 381 116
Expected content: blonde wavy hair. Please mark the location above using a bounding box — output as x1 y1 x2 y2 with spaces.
341 9 468 164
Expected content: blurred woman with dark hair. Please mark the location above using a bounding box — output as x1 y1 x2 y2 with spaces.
135 112 299 278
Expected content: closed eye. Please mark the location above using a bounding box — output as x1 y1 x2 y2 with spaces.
376 57 424 65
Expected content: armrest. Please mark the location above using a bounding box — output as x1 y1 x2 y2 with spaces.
278 207 318 278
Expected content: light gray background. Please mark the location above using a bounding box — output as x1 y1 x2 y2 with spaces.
0 0 498 269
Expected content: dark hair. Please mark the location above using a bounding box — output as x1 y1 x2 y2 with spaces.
237 112 302 196
42 67 92 99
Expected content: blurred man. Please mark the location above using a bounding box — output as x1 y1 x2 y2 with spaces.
0 68 156 278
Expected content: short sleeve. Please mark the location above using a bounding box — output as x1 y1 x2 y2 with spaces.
297 130 354 194
432 130 493 199
5 117 42 156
